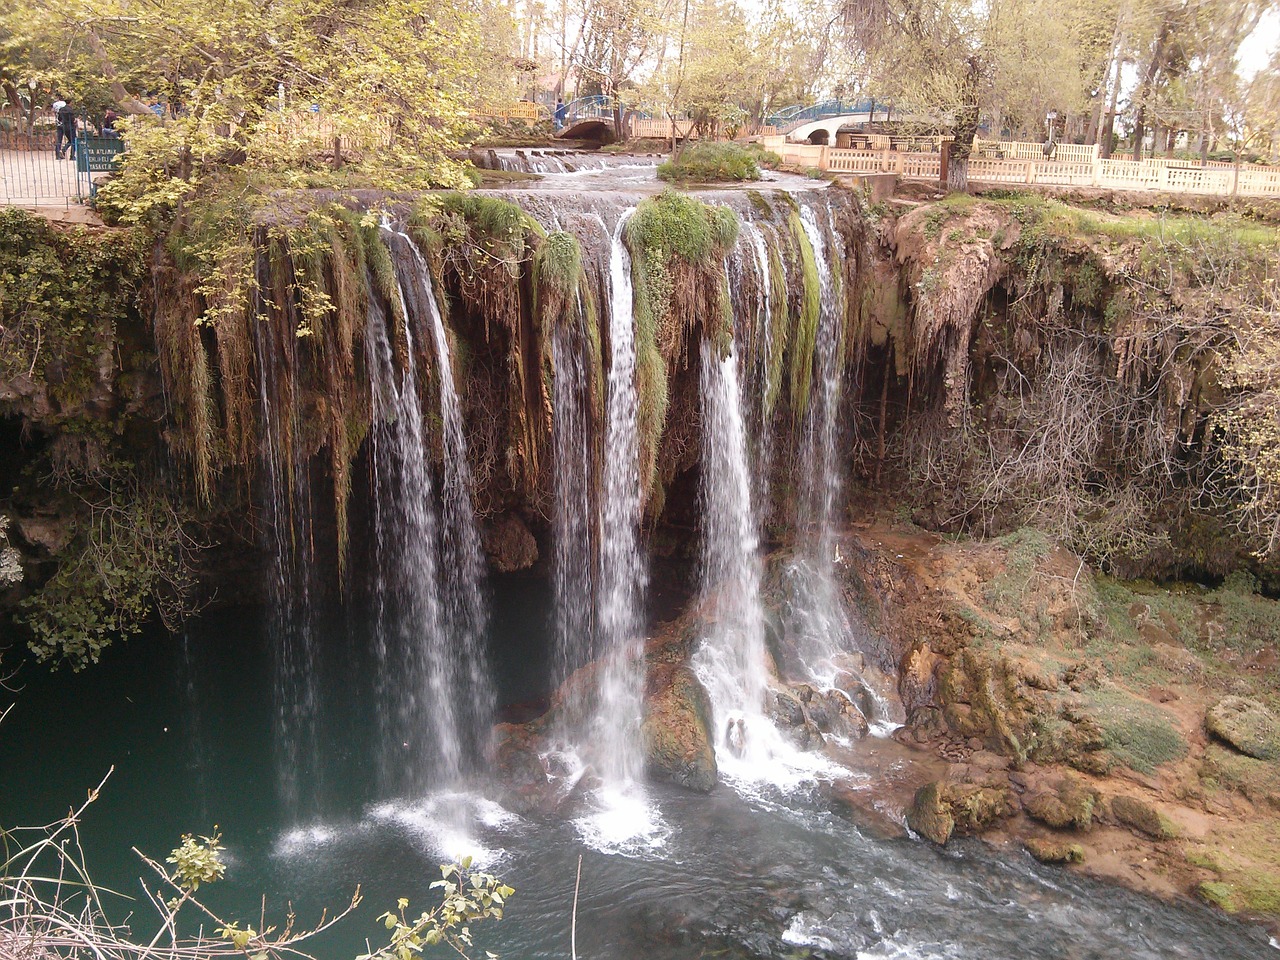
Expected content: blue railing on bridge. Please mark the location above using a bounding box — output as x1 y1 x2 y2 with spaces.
564 95 615 122
766 98 884 128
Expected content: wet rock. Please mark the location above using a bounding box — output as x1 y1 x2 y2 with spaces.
491 722 553 815
825 781 908 840
1205 696 1279 760
804 687 870 741
900 643 942 713
13 513 72 555
1024 837 1085 864
1024 775 1097 830
906 781 955 844
1110 795 1179 839
481 511 538 572
643 665 717 792
906 778 1014 845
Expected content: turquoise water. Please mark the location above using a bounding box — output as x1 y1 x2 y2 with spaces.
3 580 1276 960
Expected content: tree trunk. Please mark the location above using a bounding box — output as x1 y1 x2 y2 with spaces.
1087 23 1124 144
1131 22 1170 162
84 28 155 116
947 58 981 192
2 81 23 114
1100 44 1126 159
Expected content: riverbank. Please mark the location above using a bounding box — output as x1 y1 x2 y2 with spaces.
803 517 1280 935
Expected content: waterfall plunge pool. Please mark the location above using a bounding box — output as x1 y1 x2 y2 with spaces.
3 591 1275 960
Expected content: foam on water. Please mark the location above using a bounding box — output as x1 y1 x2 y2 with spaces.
272 822 344 859
367 792 519 867
571 781 670 857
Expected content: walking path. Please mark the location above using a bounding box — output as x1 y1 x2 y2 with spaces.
1 147 84 206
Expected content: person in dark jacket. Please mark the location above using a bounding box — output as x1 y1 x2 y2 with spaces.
554 97 567 131
102 109 119 138
54 99 77 159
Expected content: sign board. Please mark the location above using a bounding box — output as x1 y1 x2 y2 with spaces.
77 137 124 173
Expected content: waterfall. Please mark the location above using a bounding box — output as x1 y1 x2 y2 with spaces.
785 201 873 700
691 339 771 761
365 228 494 795
254 311 322 822
739 221 776 514
796 202 843 558
593 209 647 789
552 300 597 681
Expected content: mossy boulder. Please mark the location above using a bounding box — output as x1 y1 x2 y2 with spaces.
1205 696 1280 761
1111 795 1179 839
642 665 718 792
907 779 1015 845
1024 776 1098 830
1024 837 1086 864
907 781 956 845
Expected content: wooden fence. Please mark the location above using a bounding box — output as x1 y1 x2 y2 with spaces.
476 102 547 124
762 137 1280 198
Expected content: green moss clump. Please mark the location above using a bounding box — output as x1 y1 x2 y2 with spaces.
763 241 791 418
1088 687 1188 775
1197 880 1238 911
657 142 762 183
625 191 740 494
1110 794 1180 839
0 208 148 406
787 210 821 421
534 231 583 298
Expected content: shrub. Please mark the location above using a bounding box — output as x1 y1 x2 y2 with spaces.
657 142 761 183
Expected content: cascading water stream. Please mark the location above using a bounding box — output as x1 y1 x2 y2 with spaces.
254 311 322 822
409 237 495 742
551 299 596 681
796 201 843 559
693 318 844 789
691 340 770 760
593 210 646 790
360 228 495 850
739 221 777 518
364 279 460 791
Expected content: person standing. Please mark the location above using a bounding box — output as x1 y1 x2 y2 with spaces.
554 97 567 132
54 99 77 160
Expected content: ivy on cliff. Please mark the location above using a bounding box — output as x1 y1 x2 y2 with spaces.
0 209 147 408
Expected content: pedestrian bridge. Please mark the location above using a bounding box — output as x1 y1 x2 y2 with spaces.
788 110 895 144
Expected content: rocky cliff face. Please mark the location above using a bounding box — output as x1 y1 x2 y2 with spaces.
1 190 1275 660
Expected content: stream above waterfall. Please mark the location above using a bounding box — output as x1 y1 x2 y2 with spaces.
2 603 1275 960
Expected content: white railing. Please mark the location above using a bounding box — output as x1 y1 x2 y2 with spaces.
764 140 1280 197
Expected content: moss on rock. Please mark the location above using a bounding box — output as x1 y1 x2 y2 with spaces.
1111 795 1179 839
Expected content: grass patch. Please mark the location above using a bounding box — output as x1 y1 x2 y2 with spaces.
985 527 1054 617
1086 685 1188 774
657 142 762 183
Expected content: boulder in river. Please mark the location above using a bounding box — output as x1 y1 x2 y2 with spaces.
643 664 717 792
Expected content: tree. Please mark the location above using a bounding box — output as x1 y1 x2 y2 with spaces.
6 0 521 219
838 0 1092 187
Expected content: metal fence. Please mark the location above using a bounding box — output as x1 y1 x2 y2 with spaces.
1 115 80 206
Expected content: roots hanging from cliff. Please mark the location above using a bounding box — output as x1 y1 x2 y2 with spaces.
881 194 1280 577
625 192 740 504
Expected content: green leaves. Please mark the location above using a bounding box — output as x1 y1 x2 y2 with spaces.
167 831 227 891
363 860 514 960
